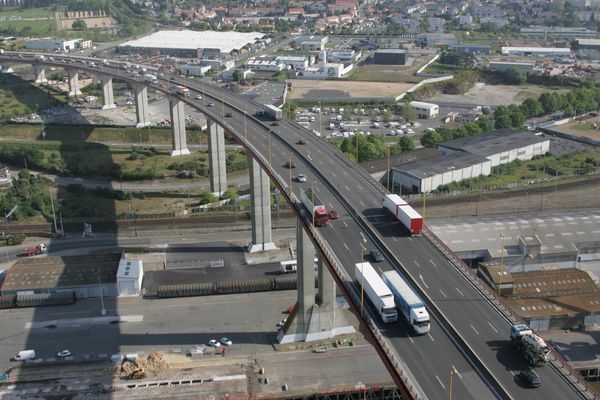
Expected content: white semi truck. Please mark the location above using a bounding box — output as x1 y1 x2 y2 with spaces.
510 324 550 367
354 262 398 323
382 270 430 334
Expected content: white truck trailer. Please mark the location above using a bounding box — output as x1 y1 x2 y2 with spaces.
354 262 398 323
264 104 283 120
382 270 430 334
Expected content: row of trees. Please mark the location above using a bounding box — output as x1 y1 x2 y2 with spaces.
0 170 52 222
338 134 415 163
421 117 494 147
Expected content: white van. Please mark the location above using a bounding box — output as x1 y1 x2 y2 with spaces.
15 350 36 361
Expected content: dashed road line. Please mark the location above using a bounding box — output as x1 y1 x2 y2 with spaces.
470 324 480 335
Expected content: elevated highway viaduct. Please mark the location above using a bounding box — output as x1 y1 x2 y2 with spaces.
0 52 596 400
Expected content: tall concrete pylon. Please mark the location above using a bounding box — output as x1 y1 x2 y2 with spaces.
134 85 151 128
33 65 46 83
68 70 82 97
247 156 276 253
207 120 227 194
100 77 116 110
168 97 190 156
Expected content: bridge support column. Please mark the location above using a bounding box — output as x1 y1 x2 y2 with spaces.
134 85 151 128
207 120 227 194
278 224 355 344
168 97 190 156
0 64 13 73
33 65 46 83
247 157 276 253
101 77 116 110
68 70 82 97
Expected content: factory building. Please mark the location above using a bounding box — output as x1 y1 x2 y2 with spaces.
180 63 212 77
372 49 406 65
501 46 571 57
489 61 534 72
275 55 311 70
116 259 144 296
451 44 491 55
391 151 492 194
244 58 284 73
294 35 329 51
25 37 91 52
119 30 267 58
438 129 550 167
327 50 358 63
409 101 439 119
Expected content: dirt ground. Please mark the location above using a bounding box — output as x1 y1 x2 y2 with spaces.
288 79 414 100
426 82 565 106
552 117 600 142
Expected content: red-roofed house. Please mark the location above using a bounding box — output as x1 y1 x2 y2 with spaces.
288 7 304 15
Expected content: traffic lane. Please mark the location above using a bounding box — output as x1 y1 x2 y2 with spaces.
404 238 580 399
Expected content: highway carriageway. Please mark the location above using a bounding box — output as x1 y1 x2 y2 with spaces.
0 53 594 400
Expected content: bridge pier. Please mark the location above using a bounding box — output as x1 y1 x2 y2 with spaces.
207 120 227 195
134 85 151 128
247 157 276 253
277 223 354 344
168 97 190 156
101 77 116 110
68 70 82 97
0 64 13 73
33 65 46 83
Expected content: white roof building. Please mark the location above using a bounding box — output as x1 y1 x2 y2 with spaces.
119 30 266 56
501 46 571 57
116 258 144 296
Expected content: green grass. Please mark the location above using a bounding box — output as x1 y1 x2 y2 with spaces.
0 6 52 18
348 65 423 83
0 75 65 119
421 62 460 75
0 18 55 35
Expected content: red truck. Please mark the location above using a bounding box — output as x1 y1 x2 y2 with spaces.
300 187 329 227
21 244 46 257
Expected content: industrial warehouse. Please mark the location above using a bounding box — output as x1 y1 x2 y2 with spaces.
118 30 268 58
391 129 550 193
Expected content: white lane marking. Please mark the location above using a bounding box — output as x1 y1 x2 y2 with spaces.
343 221 348 228
344 185 350 191
419 274 429 289
456 287 464 297
408 237 413 242
358 185 363 190
343 243 349 250
307 153 312 161
331 172 337 178
451 365 462 379
414 260 421 268
359 200 365 207
359 232 367 243
329 223 335 230
392 237 398 242
408 336 415 344
470 324 480 335
427 333 434 342
329 203 334 209
439 289 447 298
430 260 437 267
435 375 445 390
488 322 498 333
343 171 348 175
318 160 324 165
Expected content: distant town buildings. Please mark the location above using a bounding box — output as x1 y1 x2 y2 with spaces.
25 38 91 52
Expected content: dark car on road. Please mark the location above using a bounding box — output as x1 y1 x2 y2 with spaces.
297 138 307 145
328 210 339 220
517 370 541 388
225 112 233 117
370 250 384 262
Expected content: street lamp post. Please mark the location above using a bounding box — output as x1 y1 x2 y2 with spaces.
498 233 506 297
448 366 458 400
98 276 106 316
387 145 392 192
268 130 272 166
360 244 367 318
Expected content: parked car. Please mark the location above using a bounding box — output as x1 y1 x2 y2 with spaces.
296 174 308 183
208 339 221 348
328 210 339 219
517 370 541 388
57 350 71 358
369 250 384 263
220 337 233 346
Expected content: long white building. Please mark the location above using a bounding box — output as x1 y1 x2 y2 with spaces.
500 46 571 57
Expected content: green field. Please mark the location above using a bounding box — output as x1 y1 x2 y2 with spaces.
0 75 65 119
0 6 52 18
0 140 247 181
0 18 55 36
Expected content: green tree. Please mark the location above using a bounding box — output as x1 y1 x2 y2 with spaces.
400 105 417 122
394 136 415 153
520 98 544 118
72 19 87 30
420 130 443 147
